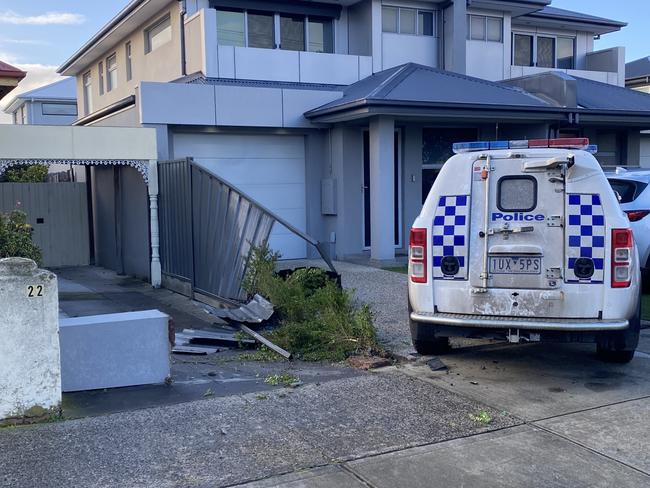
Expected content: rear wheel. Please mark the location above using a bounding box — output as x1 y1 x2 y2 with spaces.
596 300 640 364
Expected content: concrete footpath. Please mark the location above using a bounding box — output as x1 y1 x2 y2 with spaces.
234 336 650 488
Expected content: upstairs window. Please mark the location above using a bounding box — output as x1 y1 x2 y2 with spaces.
467 15 503 42
145 15 172 53
125 42 133 81
82 71 93 115
216 9 333 54
106 53 118 92
512 33 575 69
98 61 104 95
382 6 436 36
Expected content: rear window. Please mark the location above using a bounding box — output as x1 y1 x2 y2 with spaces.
608 179 648 204
498 176 537 212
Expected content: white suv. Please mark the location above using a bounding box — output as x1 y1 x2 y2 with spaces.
408 139 641 363
606 169 650 291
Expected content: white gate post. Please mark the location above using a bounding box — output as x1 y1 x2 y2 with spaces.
148 159 162 288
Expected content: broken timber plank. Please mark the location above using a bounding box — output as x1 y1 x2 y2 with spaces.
237 324 292 360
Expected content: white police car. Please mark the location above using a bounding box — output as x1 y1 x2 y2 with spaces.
408 138 641 363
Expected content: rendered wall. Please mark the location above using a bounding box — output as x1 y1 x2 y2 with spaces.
0 258 61 423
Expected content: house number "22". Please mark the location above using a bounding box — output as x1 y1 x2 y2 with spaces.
27 285 44 298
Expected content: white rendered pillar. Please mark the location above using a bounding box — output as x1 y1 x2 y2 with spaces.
148 159 162 288
369 116 395 262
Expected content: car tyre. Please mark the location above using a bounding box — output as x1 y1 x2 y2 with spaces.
596 346 635 364
412 336 451 355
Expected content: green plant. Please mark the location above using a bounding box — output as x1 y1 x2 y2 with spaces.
242 246 381 362
469 411 493 425
4 165 48 183
264 373 299 386
0 210 42 264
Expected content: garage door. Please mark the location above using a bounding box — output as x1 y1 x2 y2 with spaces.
173 133 307 259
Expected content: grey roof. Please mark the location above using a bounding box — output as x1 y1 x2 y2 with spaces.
573 76 650 113
521 6 626 34
626 57 650 80
305 63 550 118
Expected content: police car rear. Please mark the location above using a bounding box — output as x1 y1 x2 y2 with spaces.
408 139 641 363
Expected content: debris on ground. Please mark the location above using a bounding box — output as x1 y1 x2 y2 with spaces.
347 356 392 370
264 373 300 387
427 358 448 372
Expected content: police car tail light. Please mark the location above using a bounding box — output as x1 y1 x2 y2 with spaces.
611 228 633 288
625 210 650 222
409 228 427 283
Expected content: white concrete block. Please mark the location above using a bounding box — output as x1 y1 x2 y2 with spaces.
59 310 170 392
0 258 61 422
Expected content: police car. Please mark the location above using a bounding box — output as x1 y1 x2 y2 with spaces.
408 138 641 363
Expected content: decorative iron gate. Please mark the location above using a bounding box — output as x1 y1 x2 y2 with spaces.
158 158 334 303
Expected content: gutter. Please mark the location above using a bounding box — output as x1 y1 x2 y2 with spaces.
73 95 136 126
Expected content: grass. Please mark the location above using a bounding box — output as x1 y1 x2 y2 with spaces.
469 411 493 425
642 294 650 321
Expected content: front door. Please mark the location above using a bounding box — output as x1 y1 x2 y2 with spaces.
363 131 401 248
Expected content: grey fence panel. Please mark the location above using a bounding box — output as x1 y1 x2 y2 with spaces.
0 182 89 267
158 159 193 282
157 158 335 304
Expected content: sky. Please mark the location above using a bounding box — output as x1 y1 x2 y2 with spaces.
0 0 648 119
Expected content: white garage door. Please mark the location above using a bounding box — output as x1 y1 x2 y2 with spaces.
173 133 307 259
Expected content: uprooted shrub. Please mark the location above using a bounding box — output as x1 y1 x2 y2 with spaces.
243 245 381 361
0 210 42 265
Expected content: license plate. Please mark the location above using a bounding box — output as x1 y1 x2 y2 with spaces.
489 256 542 275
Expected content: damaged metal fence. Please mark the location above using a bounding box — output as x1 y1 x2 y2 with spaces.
158 158 335 303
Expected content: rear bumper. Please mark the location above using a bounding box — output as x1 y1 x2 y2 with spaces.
410 311 629 332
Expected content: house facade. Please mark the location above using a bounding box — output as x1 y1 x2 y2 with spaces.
625 56 650 169
57 0 650 267
2 77 78 126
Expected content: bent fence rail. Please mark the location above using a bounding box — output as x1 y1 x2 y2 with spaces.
158 158 335 304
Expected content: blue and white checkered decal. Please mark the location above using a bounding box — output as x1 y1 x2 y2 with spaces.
432 195 470 280
566 194 605 284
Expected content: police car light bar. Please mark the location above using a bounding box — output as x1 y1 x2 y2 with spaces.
452 138 597 154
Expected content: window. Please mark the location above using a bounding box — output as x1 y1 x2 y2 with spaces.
280 14 305 51
14 106 26 125
513 34 533 66
145 15 172 53
557 37 575 69
82 71 93 115
98 61 104 95
537 36 555 68
125 42 132 81
498 176 537 212
608 179 648 204
106 53 117 92
467 15 502 42
248 11 275 49
216 10 333 54
42 103 78 116
308 17 333 53
216 10 245 46
513 33 576 69
422 128 478 203
382 6 436 36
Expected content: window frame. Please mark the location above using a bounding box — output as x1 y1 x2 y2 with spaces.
145 14 172 54
106 53 118 92
125 42 132 81
512 31 576 69
41 103 78 117
497 175 538 213
382 6 437 37
467 14 503 43
98 61 104 96
82 71 93 116
215 9 335 54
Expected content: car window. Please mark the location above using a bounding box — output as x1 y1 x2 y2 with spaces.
608 179 648 204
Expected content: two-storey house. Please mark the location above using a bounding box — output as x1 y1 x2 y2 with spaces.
57 0 650 274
